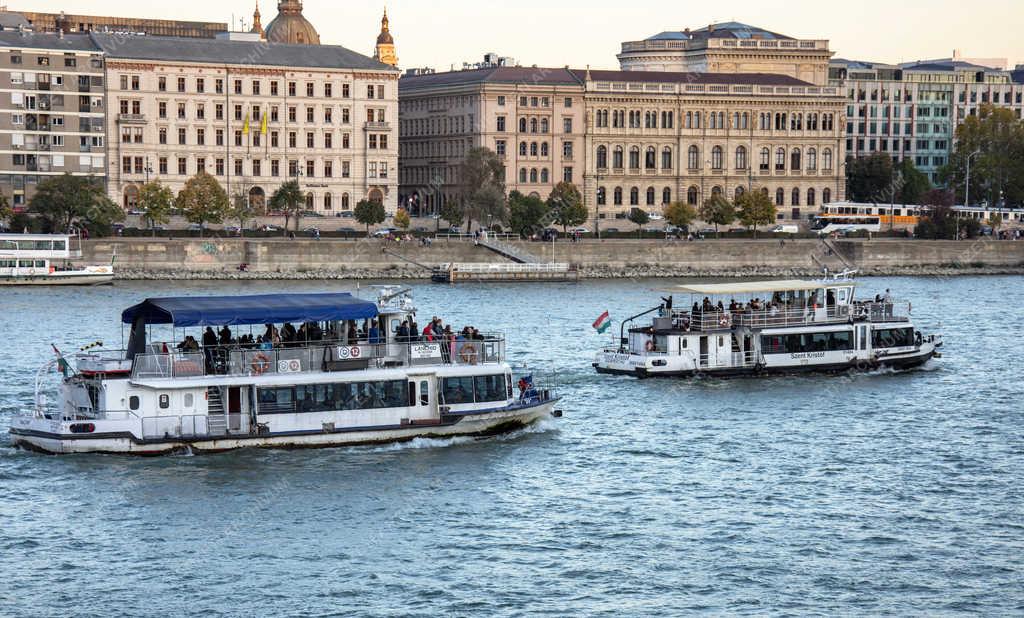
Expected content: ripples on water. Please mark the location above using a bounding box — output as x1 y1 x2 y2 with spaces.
1 277 1022 615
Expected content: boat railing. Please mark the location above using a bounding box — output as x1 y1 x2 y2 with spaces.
141 413 250 440
659 302 911 332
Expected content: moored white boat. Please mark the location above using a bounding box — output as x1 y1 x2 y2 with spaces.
0 233 113 285
11 287 560 455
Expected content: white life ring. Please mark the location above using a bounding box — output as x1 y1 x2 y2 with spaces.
644 340 656 352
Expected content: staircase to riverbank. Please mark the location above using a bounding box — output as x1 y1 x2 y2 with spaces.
475 234 541 264
811 238 856 274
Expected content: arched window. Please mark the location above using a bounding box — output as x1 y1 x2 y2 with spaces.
597 145 608 169
760 147 770 171
629 146 641 169
735 146 747 170
823 148 833 170
688 145 700 170
807 188 816 206
776 188 785 206
519 168 527 183
711 146 723 170
597 186 606 205
661 147 672 170
613 146 624 169
540 118 549 133
823 188 832 204
734 186 745 201
775 148 786 171
662 187 671 205
529 168 538 183
342 193 350 210
614 187 623 205
519 142 527 156
791 148 801 171
711 186 723 198
530 118 538 133
761 187 770 198
630 187 639 205
645 146 656 169
540 168 549 183
646 187 656 205
323 192 332 210
807 148 817 170
792 188 801 206
519 118 527 132
540 142 549 157
530 142 538 156
687 186 699 205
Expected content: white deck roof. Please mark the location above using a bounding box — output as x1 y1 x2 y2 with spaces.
665 279 856 295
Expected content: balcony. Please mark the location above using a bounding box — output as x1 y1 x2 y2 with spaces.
118 113 147 124
364 121 392 131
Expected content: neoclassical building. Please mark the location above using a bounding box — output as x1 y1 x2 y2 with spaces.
617 22 832 86
98 32 399 213
399 66 846 223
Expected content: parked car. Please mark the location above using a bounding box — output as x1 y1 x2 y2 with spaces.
127 209 143 216
372 227 397 238
303 227 321 237
339 211 354 218
447 226 463 235
187 223 205 232
414 226 429 233
336 226 356 233
700 228 716 235
664 225 684 234
300 210 324 218
603 228 620 234
647 212 665 221
570 227 591 235
771 224 800 234
259 224 280 232
224 225 242 234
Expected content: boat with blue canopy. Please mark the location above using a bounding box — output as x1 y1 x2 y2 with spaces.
11 287 561 455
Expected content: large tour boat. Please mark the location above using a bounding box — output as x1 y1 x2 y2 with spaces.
0 233 114 285
10 288 560 455
594 273 942 378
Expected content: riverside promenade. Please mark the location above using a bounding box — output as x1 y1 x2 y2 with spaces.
81 237 1024 280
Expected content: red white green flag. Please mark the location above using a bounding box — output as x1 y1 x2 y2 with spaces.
592 311 611 334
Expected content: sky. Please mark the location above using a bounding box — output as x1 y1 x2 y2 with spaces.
20 0 1024 71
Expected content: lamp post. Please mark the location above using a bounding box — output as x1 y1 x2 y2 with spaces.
143 157 153 184
962 150 981 240
595 168 601 240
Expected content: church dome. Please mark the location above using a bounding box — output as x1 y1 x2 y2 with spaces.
376 9 393 45
265 0 320 45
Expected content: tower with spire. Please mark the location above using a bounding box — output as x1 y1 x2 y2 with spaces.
373 8 398 67
250 1 264 38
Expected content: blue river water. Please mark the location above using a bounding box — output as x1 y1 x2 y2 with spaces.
0 276 1022 616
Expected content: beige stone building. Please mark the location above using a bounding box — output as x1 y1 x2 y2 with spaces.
0 32 107 209
399 66 846 224
6 9 227 38
97 32 399 214
617 22 832 86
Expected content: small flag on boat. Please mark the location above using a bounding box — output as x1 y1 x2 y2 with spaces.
592 310 611 334
51 344 70 377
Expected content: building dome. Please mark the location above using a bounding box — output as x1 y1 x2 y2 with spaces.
376 9 393 44
264 0 320 45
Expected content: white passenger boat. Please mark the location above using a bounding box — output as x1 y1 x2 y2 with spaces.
594 273 942 378
10 287 560 455
0 233 113 285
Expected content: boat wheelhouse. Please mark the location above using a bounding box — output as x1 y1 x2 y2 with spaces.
0 233 113 285
10 288 560 455
594 273 942 378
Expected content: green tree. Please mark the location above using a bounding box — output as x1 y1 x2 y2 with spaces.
847 153 895 203
508 191 549 237
895 158 931 205
914 204 980 239
459 147 507 232
393 208 411 231
664 201 697 231
698 195 736 237
0 193 12 229
547 182 587 233
138 181 173 236
175 171 228 237
735 190 776 237
269 180 304 235
988 213 1003 234
354 198 386 236
940 104 1024 206
439 199 465 231
627 208 650 238
228 191 255 237
30 173 122 236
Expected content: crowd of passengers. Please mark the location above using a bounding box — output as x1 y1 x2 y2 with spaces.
685 291 838 319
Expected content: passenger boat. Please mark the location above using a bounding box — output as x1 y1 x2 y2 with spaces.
594 272 942 378
0 233 114 285
10 287 560 455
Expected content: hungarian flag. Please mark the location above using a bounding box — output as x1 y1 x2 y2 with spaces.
51 344 70 377
592 311 611 334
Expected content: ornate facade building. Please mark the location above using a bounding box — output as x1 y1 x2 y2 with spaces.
7 10 227 38
399 66 846 223
98 33 398 213
617 22 832 86
373 9 398 68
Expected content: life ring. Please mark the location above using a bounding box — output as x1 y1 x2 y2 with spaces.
719 315 730 327
251 353 271 375
458 343 478 364
644 340 656 352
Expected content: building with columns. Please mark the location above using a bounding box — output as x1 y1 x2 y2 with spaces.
618 22 832 86
398 66 846 223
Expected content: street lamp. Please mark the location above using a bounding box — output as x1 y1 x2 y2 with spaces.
143 157 153 184
595 168 601 240
961 150 982 240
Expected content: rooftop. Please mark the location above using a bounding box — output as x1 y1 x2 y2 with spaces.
0 30 102 52
645 22 795 43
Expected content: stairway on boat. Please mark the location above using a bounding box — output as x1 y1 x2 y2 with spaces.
206 387 227 436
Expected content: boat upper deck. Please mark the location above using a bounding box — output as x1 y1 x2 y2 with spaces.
0 233 82 259
634 301 910 334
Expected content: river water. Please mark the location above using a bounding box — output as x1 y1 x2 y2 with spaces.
1 277 1022 616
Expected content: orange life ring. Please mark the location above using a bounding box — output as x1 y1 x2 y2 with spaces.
645 340 656 352
719 315 730 327
459 343 478 364
251 353 271 375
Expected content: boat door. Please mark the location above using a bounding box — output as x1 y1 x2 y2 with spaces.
699 336 709 368
227 386 243 430
408 374 438 421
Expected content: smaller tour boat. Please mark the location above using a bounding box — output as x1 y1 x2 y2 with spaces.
594 272 942 378
0 233 113 286
10 287 560 455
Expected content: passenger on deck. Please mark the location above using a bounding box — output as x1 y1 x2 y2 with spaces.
422 320 435 342
692 302 700 315
409 321 420 341
368 320 381 345
702 297 714 312
281 322 297 343
219 325 232 345
441 326 453 363
396 320 410 343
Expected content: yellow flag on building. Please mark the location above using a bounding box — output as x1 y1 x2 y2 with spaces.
260 112 268 135
242 113 250 135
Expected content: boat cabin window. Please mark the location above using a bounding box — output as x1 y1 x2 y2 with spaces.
257 380 410 414
871 327 914 349
761 331 854 354
52 240 65 251
442 376 474 403
0 260 15 267
419 380 429 406
184 393 194 408
474 375 506 403
441 375 507 404
18 260 33 267
129 395 140 411
158 394 169 409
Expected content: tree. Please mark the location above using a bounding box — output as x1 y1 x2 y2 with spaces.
459 147 507 232
941 104 1024 207
228 191 256 237
846 153 895 203
439 199 465 231
547 182 587 233
698 195 736 237
988 213 1003 234
664 201 696 232
393 208 411 231
175 171 228 237
269 180 304 235
138 181 173 236
895 158 931 205
735 190 776 237
30 174 122 236
914 204 980 240
354 198 386 236
627 208 650 238
0 194 12 230
508 191 549 238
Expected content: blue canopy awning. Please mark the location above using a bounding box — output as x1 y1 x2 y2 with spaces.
122 293 379 327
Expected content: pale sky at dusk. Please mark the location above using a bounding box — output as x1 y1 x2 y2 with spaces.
18 0 1024 71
